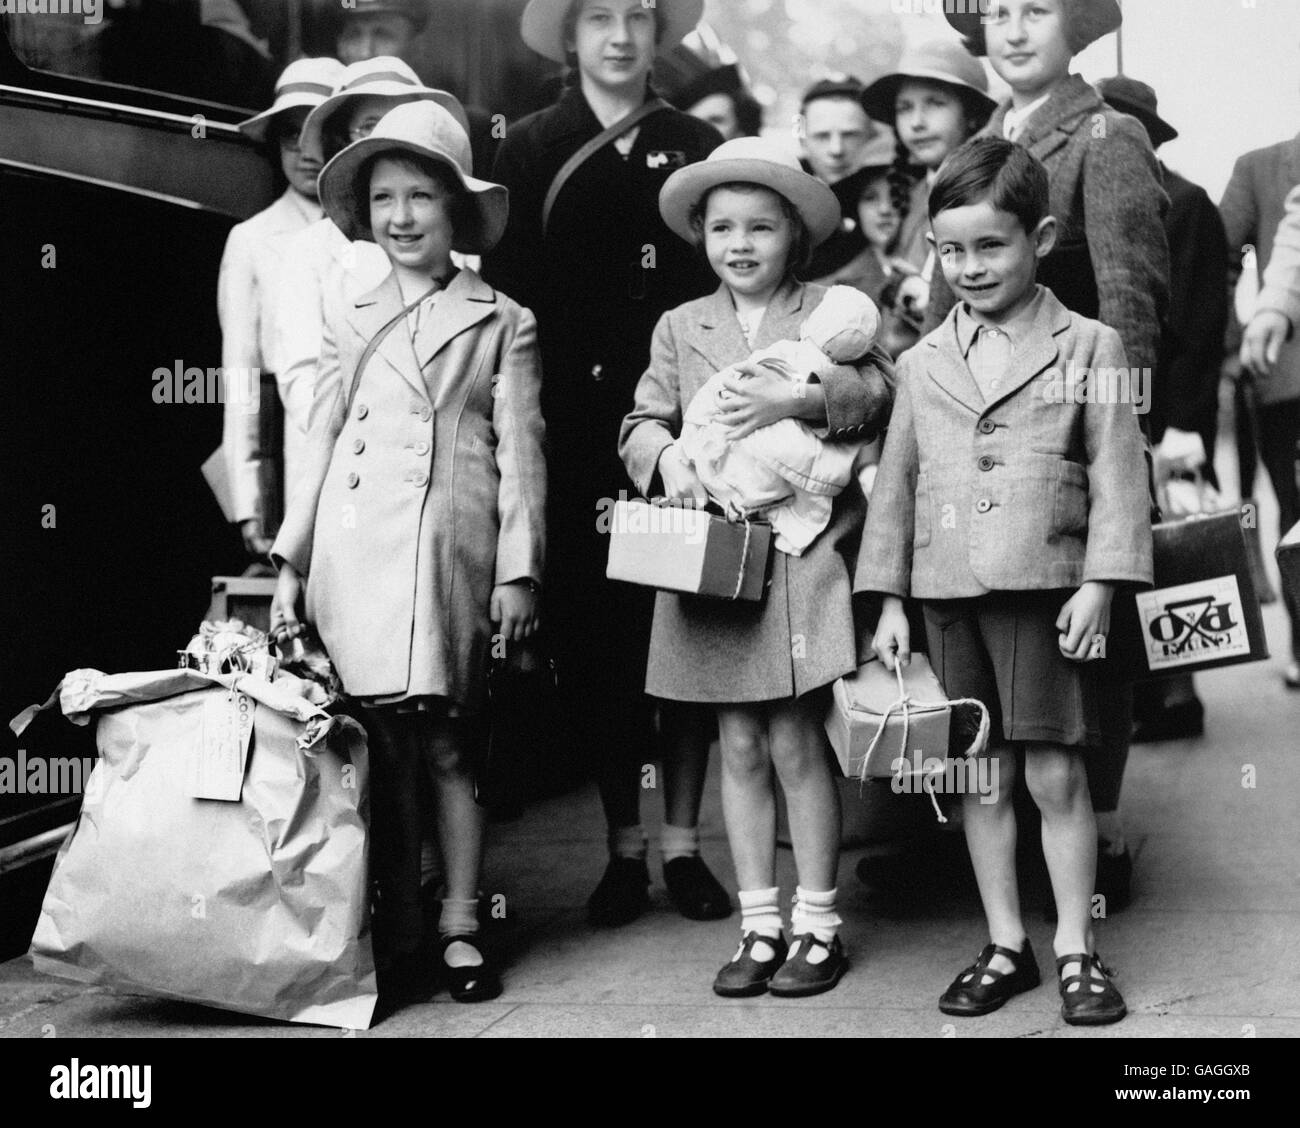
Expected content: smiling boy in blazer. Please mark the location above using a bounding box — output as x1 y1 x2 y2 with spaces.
857 138 1151 1025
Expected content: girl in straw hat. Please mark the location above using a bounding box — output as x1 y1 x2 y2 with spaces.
484 0 734 930
218 57 345 558
270 101 546 1006
621 138 894 998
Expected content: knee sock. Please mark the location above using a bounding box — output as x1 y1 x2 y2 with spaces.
737 887 782 962
610 824 648 862
439 897 482 968
791 886 841 961
661 823 700 862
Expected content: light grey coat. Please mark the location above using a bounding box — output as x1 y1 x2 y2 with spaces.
619 280 895 703
856 288 1153 600
272 268 546 707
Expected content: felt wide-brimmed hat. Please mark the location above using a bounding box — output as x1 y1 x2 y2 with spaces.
659 137 842 247
1097 75 1179 148
862 40 995 125
300 56 469 164
947 0 1121 58
319 100 509 255
238 57 346 142
520 0 704 64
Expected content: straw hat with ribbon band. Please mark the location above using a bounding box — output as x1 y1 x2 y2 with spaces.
857 660 991 823
299 57 470 165
238 57 346 143
946 0 1121 57
521 0 705 64
1096 75 1179 148
659 137 843 248
318 100 509 256
861 39 996 126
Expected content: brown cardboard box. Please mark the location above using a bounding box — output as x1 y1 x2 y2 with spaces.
606 499 771 602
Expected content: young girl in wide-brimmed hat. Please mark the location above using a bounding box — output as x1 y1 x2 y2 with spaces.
861 38 997 278
927 0 1171 1023
621 138 894 997
270 100 546 1006
483 0 736 930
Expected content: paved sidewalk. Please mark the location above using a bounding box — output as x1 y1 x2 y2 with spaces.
1 601 1297 1039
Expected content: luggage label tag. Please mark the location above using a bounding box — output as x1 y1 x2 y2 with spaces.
188 691 255 802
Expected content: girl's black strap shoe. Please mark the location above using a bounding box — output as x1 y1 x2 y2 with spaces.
939 939 1040 1016
440 935 503 1003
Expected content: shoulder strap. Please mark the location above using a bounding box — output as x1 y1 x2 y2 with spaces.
343 284 440 416
542 97 672 236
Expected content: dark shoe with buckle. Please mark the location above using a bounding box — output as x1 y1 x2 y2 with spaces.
1057 951 1127 1025
587 857 651 927
664 856 733 921
713 931 788 998
439 935 502 1003
1132 698 1204 743
939 939 1040 1016
768 934 848 998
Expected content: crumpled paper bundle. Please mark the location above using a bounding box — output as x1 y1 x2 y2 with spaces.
12 667 377 1030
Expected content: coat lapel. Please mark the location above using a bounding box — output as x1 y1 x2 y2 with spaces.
686 284 753 374
412 269 497 374
347 272 426 403
1019 75 1101 163
924 311 985 416
753 279 807 350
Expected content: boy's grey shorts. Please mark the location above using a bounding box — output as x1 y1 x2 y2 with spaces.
922 590 1101 749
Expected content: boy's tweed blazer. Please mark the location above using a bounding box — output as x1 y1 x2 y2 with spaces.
856 288 1153 600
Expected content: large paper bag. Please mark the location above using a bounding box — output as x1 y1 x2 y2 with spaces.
14 668 376 1030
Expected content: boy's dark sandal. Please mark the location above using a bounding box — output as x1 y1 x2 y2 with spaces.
587 856 651 927
664 855 733 920
440 935 502 1003
767 933 848 997
1057 951 1126 1025
713 931 789 998
939 939 1040 1016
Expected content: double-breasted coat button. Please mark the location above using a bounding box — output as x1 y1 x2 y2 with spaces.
352 438 365 455
978 455 995 471
414 441 430 457
356 404 369 420
592 364 604 382
420 406 433 423
412 471 429 489
346 472 359 489
978 418 996 434
976 498 992 514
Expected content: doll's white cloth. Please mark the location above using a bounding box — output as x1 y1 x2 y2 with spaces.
678 287 880 555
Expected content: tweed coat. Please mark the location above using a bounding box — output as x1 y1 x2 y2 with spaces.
1220 134 1300 404
927 75 1170 381
619 279 895 703
271 268 546 708
1258 184 1300 332
855 288 1152 601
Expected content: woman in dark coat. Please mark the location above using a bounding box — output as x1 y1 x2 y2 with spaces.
481 0 729 927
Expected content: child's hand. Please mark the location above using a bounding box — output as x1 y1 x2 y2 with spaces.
240 517 274 559
872 596 912 671
270 563 305 646
715 361 801 438
491 582 539 642
1056 581 1114 662
657 446 710 505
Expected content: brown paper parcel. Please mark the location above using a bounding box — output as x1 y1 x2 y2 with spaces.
13 668 377 1030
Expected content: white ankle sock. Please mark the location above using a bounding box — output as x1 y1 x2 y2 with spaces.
661 823 700 862
738 887 782 962
791 886 841 962
610 825 648 861
438 898 482 968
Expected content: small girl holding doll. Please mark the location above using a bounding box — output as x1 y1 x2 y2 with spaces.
619 138 894 997
269 101 546 1006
